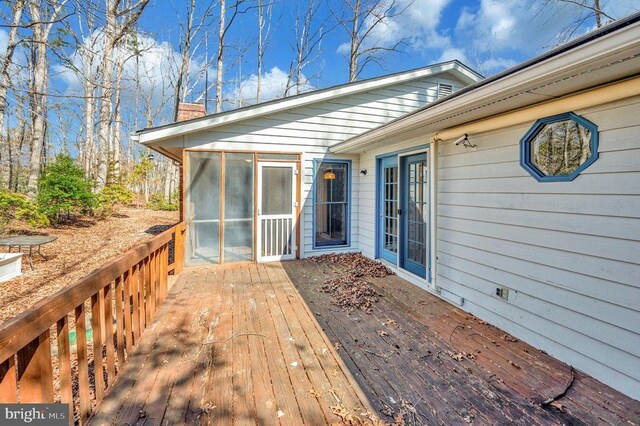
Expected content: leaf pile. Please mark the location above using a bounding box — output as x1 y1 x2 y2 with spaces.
321 277 382 313
310 253 393 313
308 252 394 278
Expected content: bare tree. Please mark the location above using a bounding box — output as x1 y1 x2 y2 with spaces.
285 0 327 96
95 0 150 191
331 0 410 82
0 1 27 142
173 0 217 121
26 0 70 197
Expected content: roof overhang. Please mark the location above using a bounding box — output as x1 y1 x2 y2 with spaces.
331 13 640 154
134 60 483 157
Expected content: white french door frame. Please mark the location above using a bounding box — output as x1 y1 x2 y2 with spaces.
257 162 298 262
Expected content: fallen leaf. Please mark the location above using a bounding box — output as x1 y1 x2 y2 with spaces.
309 389 321 398
508 360 521 369
502 334 518 342
549 401 566 412
290 361 298 367
277 410 285 418
386 319 397 326
378 330 389 337
448 351 465 362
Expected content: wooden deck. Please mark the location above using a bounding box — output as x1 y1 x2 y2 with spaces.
90 263 373 425
284 259 640 425
90 259 640 425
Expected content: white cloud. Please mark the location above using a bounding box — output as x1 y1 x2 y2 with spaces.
336 0 453 55
450 0 640 75
225 66 315 108
437 47 468 65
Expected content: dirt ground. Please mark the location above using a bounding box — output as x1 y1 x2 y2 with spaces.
0 208 179 324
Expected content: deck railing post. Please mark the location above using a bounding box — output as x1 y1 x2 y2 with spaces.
174 224 185 274
17 331 54 403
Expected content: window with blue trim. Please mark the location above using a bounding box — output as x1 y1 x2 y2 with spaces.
314 161 349 247
520 112 598 182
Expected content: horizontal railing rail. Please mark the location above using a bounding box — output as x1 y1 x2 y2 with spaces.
0 221 186 424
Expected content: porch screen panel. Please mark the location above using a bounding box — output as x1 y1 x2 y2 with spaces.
224 153 254 262
186 152 221 265
315 162 348 246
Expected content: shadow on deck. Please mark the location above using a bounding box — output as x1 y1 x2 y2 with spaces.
91 260 640 425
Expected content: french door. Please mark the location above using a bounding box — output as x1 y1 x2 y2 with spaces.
399 153 428 278
378 151 429 279
379 156 399 263
257 162 297 262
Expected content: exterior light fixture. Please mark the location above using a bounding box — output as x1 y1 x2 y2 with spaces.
323 170 336 180
360 169 367 175
147 153 155 162
453 133 476 149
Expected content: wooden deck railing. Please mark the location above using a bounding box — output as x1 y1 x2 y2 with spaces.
0 221 186 424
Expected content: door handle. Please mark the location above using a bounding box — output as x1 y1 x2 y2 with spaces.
397 208 402 215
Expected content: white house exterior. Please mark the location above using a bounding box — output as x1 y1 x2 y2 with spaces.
137 14 640 401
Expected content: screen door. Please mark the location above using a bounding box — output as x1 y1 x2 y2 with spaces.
257 162 297 262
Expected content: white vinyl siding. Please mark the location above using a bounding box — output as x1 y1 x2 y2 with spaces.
354 95 640 399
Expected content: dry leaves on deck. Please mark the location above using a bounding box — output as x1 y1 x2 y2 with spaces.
308 252 394 278
311 253 393 313
321 277 382 313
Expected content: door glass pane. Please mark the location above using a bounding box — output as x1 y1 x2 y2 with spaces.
224 153 254 262
383 164 398 253
407 159 427 267
316 163 347 203
258 153 298 160
186 152 221 265
315 203 346 245
261 166 292 215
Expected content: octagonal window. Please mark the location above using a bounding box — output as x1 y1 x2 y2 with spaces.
520 112 598 182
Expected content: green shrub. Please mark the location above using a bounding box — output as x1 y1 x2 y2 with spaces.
99 184 134 207
147 192 179 211
0 189 49 233
37 155 97 222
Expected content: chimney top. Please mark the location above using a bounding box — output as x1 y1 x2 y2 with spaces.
177 102 206 122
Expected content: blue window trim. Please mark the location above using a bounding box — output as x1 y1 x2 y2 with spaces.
520 112 599 182
312 158 352 250
374 145 428 260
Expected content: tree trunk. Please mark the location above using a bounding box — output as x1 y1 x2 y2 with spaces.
26 5 49 197
0 1 26 140
594 0 602 27
112 46 126 182
348 0 360 82
215 0 226 113
96 0 117 192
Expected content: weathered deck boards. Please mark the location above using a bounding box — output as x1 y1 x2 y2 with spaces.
283 259 640 425
89 263 372 425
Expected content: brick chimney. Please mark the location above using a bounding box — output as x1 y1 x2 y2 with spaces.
177 102 206 122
